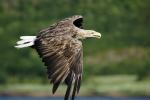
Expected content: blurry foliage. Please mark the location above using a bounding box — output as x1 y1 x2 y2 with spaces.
0 72 7 84
0 0 150 83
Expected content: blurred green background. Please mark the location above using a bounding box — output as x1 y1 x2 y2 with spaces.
0 0 150 96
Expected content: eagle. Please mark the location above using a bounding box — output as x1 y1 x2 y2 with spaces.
15 15 101 100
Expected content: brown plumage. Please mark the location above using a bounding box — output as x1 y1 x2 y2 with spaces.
15 15 101 100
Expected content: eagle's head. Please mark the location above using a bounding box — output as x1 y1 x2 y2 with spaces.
58 15 101 39
71 15 101 39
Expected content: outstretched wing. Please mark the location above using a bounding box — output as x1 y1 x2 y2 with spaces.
34 36 83 100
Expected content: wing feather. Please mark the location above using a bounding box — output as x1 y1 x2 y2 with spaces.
34 36 83 100
71 76 78 100
64 72 74 100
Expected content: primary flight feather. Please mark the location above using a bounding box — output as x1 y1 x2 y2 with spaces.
15 15 101 100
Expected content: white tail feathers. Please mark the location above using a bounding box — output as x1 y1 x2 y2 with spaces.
15 36 36 48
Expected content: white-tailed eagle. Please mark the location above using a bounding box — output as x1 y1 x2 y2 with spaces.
15 15 101 100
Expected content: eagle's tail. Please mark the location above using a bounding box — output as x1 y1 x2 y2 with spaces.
15 36 36 48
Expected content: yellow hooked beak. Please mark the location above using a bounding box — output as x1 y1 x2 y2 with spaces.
85 30 101 39
91 31 101 38
77 29 101 39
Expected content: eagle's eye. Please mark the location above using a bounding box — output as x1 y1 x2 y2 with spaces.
73 18 83 29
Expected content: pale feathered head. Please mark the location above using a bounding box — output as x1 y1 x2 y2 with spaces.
54 15 101 39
